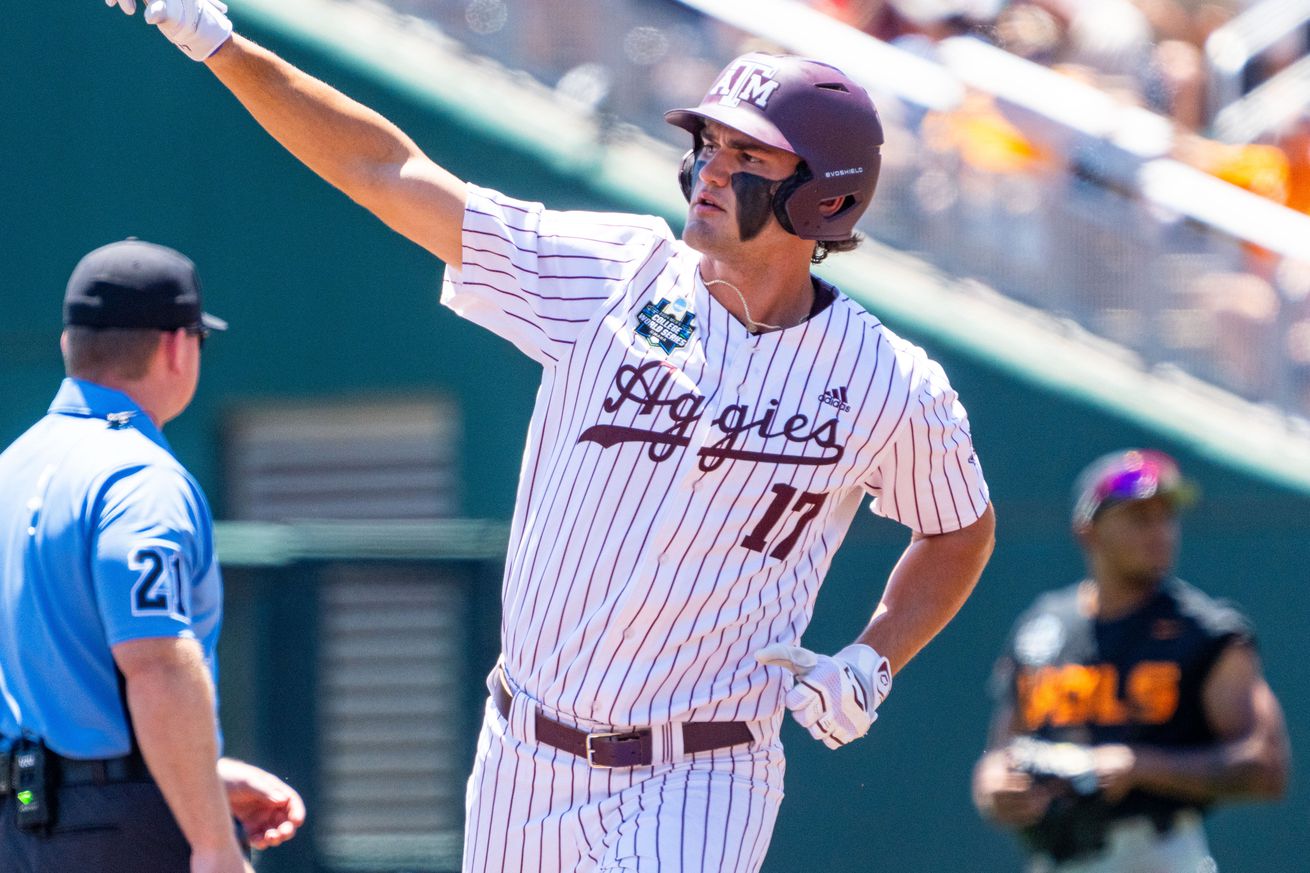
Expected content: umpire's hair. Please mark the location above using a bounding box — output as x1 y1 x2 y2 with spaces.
62 327 163 381
812 233 863 264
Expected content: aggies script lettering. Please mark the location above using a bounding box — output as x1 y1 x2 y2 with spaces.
578 360 844 472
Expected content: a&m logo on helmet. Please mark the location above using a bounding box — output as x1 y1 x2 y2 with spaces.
709 59 781 109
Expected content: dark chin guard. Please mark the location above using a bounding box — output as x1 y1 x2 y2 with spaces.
678 148 809 241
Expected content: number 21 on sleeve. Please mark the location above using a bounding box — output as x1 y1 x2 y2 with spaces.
128 542 191 622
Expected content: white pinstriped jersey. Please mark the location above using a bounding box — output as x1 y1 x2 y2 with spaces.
442 185 989 731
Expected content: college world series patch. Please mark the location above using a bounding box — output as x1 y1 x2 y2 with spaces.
635 297 696 354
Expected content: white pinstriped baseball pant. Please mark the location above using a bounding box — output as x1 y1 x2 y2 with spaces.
462 695 785 873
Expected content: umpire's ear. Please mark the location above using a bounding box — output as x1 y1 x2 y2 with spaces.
160 328 191 376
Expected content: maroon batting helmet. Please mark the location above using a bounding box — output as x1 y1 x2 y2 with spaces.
665 52 884 241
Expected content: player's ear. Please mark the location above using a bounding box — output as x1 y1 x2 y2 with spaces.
1073 520 1095 551
818 196 845 216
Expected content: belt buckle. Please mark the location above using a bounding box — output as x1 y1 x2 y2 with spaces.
584 730 650 769
584 731 626 769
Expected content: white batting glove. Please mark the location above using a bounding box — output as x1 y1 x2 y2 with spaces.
105 0 233 62
756 642 892 749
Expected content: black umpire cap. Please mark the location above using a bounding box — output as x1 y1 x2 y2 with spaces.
64 239 228 334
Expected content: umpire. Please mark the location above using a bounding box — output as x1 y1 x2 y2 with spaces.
0 240 303 873
972 450 1290 872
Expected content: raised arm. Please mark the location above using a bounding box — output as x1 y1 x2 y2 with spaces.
108 2 467 266
204 36 467 266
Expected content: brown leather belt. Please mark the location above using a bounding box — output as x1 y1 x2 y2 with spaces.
492 674 753 768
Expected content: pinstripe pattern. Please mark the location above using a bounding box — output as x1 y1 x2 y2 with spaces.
443 186 989 870
464 702 784 873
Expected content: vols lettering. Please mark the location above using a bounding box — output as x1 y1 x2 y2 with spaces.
1017 662 1181 729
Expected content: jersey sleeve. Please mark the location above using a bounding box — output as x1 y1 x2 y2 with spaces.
862 359 990 534
90 464 212 646
440 185 675 367
1195 599 1258 678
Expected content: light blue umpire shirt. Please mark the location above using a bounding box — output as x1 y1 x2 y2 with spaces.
0 378 223 759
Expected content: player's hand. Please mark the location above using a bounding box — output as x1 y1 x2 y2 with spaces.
974 751 1056 827
755 642 892 749
106 0 233 62
1091 743 1137 804
218 757 306 849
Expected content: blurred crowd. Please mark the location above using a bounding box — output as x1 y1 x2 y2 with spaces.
373 0 1310 415
808 0 1310 416
811 0 1310 213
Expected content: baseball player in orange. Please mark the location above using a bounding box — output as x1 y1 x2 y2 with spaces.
973 450 1289 872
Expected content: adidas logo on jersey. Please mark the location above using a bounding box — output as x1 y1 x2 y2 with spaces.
818 386 851 413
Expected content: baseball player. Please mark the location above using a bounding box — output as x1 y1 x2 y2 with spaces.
105 4 996 870
972 450 1289 873
0 239 304 873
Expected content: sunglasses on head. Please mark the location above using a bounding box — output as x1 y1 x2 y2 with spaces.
1095 467 1159 504
1091 453 1185 509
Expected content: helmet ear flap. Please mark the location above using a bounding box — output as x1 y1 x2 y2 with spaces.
678 149 696 202
770 163 812 236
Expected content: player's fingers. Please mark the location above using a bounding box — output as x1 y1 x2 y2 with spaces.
1001 772 1035 792
813 727 844 750
790 702 823 729
783 680 820 713
755 644 817 676
992 790 1050 827
144 0 175 26
109 0 137 14
248 819 289 849
797 676 833 714
259 822 293 846
788 700 823 729
786 682 832 730
286 791 306 827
